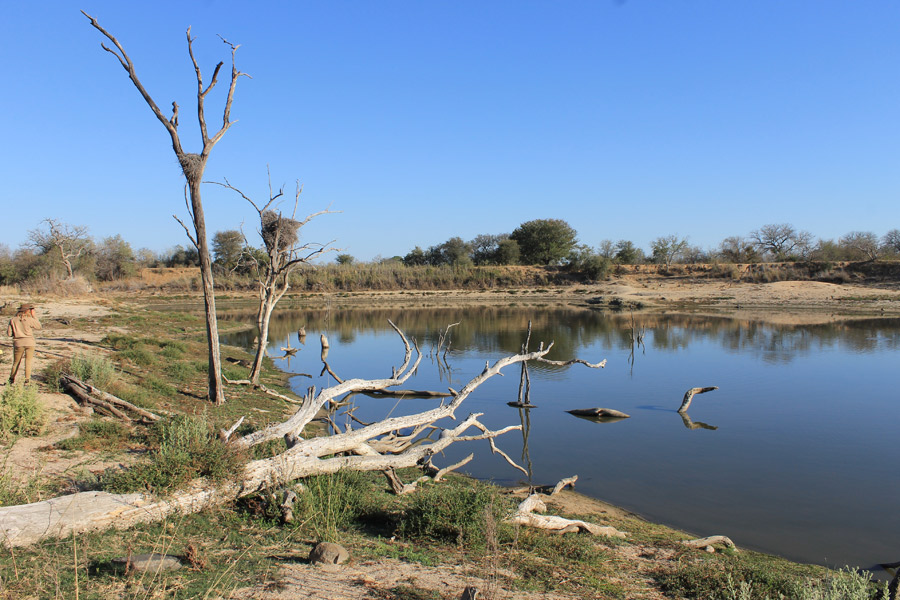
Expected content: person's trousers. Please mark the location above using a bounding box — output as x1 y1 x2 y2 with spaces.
9 346 34 384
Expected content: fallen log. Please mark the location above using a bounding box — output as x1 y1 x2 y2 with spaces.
60 378 131 422
60 374 161 422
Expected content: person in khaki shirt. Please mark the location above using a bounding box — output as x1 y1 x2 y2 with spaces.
7 303 41 385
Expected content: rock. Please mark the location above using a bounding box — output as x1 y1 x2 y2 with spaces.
112 553 182 573
460 586 479 599
308 542 349 565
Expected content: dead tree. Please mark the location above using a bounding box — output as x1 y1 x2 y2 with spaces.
211 173 335 385
83 13 248 405
0 325 606 548
27 219 90 280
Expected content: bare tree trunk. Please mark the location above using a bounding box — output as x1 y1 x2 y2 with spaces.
188 177 226 405
249 291 277 384
59 246 74 280
83 12 244 406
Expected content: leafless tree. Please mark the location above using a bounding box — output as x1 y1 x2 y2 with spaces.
718 236 759 264
748 223 813 262
212 174 336 384
882 229 900 255
83 13 250 405
27 219 90 280
840 231 881 262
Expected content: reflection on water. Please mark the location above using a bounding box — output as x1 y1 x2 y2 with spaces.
222 307 900 573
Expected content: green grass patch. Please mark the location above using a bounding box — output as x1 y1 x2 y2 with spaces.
56 419 132 452
167 361 199 382
120 346 156 366
143 374 176 398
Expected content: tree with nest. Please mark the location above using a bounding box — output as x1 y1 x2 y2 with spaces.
27 219 90 280
213 175 335 385
83 12 250 405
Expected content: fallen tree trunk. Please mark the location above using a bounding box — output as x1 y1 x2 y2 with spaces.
0 325 606 548
682 535 737 552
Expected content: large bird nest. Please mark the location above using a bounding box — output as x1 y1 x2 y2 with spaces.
178 153 204 182
261 210 300 253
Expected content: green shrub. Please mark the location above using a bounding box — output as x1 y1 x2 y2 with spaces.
104 414 245 495
400 478 510 551
70 351 117 388
0 384 45 442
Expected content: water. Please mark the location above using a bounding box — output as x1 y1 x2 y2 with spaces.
222 306 900 572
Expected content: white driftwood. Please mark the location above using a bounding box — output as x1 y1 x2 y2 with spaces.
677 386 719 413
550 475 578 496
507 494 626 538
682 535 737 552
0 328 607 548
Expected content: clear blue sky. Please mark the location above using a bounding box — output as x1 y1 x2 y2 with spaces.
3 1 898 262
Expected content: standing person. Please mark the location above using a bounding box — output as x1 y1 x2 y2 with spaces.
7 303 41 385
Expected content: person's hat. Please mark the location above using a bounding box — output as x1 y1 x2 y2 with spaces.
17 303 35 312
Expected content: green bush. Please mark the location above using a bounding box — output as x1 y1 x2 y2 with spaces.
70 351 117 388
0 384 45 442
104 414 245 495
400 478 510 550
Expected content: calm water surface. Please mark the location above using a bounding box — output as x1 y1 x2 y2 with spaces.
222 306 900 572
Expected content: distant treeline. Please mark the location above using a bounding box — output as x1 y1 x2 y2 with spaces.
3 218 900 293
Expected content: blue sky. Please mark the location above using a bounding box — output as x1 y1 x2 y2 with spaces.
3 1 898 262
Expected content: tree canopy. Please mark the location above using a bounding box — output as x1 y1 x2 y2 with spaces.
509 219 578 265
